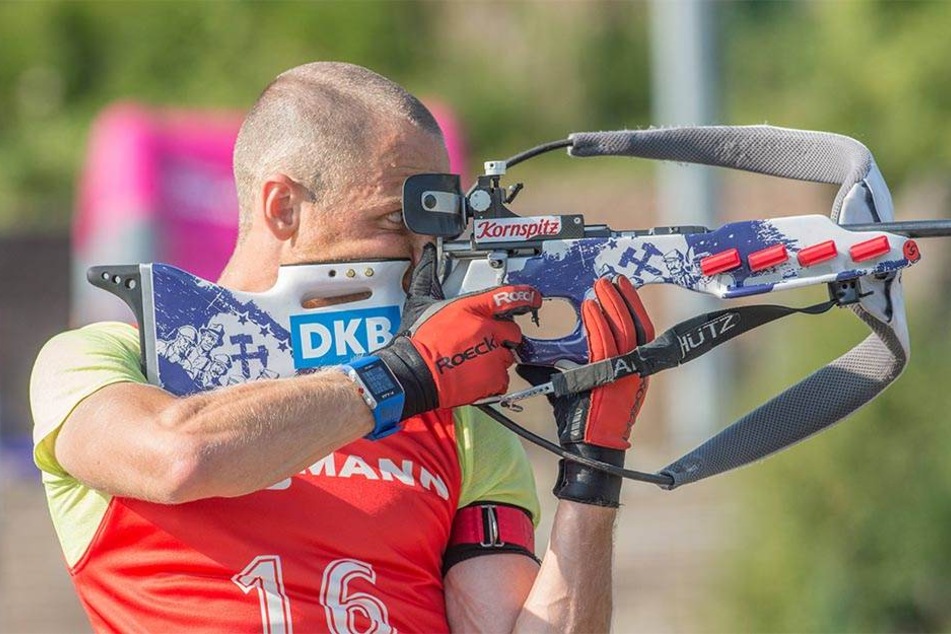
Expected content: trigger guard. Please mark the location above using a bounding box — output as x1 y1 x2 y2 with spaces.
505 260 596 366
518 323 588 367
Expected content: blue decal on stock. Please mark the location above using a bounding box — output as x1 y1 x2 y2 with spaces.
152 264 291 396
507 220 804 366
290 306 401 369
685 220 799 289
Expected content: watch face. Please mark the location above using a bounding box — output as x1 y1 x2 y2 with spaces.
360 361 401 401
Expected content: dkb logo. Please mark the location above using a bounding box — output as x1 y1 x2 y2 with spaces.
290 306 401 368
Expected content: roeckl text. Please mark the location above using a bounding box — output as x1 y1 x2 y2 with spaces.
493 289 538 307
435 336 499 373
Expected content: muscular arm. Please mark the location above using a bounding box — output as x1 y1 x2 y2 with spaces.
56 372 372 504
445 501 615 633
447 276 653 631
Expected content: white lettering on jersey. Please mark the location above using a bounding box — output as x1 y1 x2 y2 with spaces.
339 455 379 480
266 453 450 501
308 455 336 477
419 467 449 500
378 459 414 486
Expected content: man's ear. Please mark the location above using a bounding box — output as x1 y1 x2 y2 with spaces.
260 174 310 240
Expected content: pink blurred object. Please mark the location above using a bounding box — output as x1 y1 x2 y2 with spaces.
73 103 242 324
73 100 468 325
427 99 469 181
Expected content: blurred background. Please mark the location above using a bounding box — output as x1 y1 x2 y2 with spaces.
2 1 951 631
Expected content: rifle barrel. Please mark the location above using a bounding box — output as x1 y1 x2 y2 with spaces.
843 220 951 238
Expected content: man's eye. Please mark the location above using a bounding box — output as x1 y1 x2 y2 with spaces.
384 211 403 226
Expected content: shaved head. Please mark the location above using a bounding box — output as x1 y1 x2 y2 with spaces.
232 62 444 236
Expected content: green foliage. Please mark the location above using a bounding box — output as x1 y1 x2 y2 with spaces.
722 1 951 184
713 306 951 632
709 4 951 630
578 3 651 129
0 1 656 233
5 1 951 231
0 1 438 232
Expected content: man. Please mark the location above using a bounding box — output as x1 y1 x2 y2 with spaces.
31 62 652 632
156 324 198 364
183 322 226 378
199 353 234 389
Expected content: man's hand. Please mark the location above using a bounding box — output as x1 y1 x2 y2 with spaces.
520 275 654 507
377 244 541 419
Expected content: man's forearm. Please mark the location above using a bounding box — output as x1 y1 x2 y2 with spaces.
515 501 617 632
57 370 373 504
160 371 373 500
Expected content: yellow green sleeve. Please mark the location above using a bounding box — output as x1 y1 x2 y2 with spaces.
30 321 145 567
31 321 145 475
453 406 541 527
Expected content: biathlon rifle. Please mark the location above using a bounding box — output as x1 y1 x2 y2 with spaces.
89 125 951 489
401 125 951 489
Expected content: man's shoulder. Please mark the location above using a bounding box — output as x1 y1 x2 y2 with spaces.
32 321 143 395
451 406 540 525
46 320 140 351
31 321 145 460
35 322 141 373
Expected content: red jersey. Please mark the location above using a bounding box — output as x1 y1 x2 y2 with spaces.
31 323 539 633
70 413 460 633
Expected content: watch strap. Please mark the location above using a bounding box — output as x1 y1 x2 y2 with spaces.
339 355 406 441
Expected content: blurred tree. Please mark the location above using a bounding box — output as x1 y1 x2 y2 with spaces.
579 2 651 129
0 1 435 232
722 0 951 184
3 1 951 231
712 3 951 630
715 310 951 632
0 1 661 233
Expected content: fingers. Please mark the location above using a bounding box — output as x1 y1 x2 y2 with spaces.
464 285 542 319
586 276 654 358
615 276 654 344
465 345 513 399
494 319 526 348
406 243 444 300
581 298 619 362
593 278 638 353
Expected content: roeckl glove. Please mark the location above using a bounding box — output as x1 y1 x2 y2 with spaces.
519 276 654 507
376 244 542 420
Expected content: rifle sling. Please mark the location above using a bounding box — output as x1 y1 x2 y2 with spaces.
551 299 838 397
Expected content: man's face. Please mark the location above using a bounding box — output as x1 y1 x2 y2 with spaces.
664 252 685 275
200 332 218 350
291 122 450 267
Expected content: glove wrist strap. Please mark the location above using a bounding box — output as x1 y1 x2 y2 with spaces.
376 340 438 419
554 444 625 507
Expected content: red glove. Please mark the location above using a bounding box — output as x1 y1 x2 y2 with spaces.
520 275 654 507
376 244 541 418
573 275 654 450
